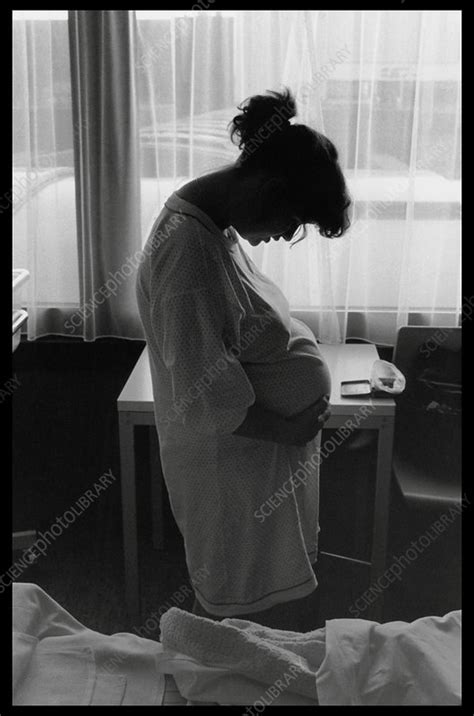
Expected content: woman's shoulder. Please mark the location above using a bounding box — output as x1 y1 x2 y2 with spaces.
146 202 209 256
145 209 227 294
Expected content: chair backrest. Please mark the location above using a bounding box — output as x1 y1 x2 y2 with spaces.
393 326 461 399
391 325 461 508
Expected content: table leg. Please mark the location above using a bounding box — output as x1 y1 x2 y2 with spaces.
119 412 140 625
149 427 165 550
367 416 395 622
352 432 372 560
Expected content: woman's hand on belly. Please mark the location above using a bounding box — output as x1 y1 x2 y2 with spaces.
280 395 331 446
233 395 331 446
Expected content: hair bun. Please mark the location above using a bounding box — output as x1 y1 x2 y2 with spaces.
229 87 297 151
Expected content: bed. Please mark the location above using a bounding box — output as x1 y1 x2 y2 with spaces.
12 582 461 706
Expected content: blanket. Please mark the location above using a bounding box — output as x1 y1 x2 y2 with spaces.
160 606 461 705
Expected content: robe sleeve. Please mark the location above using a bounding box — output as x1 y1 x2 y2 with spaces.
149 229 256 436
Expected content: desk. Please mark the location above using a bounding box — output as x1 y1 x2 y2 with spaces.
117 343 395 625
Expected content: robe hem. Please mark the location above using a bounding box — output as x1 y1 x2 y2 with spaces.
194 569 318 617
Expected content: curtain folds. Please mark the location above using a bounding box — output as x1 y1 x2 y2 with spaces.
68 11 143 340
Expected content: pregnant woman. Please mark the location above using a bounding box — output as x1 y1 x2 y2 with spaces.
136 88 351 631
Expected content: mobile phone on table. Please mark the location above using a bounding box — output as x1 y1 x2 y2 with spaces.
340 380 372 397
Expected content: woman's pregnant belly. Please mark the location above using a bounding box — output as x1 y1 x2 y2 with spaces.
242 319 331 418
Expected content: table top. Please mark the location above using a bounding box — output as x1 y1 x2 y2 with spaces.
118 344 395 416
319 343 395 415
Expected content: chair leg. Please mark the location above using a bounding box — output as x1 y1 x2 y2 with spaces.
149 428 165 550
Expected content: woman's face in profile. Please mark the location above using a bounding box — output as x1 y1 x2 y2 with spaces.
239 216 302 246
230 176 303 246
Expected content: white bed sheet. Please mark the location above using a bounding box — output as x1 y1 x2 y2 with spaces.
12 582 461 706
12 582 166 706
159 607 461 706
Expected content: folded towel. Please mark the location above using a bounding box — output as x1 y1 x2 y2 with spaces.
160 607 462 706
159 607 326 701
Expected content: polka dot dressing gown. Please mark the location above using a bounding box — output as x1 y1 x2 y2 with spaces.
135 192 331 616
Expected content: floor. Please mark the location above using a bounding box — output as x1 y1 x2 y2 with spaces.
12 337 461 638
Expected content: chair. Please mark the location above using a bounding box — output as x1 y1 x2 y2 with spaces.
391 326 461 511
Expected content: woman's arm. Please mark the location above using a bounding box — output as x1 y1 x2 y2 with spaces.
233 395 331 446
232 402 289 443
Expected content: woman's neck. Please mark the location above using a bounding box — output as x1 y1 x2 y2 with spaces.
175 165 238 231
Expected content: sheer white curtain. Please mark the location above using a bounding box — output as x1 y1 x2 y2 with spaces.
13 10 144 342
13 10 460 343
136 9 461 344
13 11 80 339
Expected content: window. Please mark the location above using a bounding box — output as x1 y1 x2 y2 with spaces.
136 10 461 323
13 10 80 307
12 10 461 342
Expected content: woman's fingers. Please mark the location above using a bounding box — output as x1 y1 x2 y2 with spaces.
294 395 330 421
285 395 331 445
313 394 330 410
309 398 331 422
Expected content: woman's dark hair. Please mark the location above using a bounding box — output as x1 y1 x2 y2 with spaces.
228 87 352 239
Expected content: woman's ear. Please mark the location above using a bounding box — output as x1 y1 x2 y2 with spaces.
258 176 290 217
